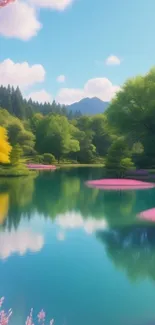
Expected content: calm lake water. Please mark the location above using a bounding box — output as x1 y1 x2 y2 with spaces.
0 168 155 325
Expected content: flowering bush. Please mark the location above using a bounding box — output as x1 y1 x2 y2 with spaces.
0 297 54 325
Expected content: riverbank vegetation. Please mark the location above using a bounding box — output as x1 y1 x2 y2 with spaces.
0 67 155 174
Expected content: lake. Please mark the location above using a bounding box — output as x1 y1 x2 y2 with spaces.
0 168 155 325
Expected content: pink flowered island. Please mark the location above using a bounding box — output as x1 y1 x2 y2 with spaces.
138 208 155 222
85 178 155 190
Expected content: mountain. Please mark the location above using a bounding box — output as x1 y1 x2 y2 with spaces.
67 97 109 115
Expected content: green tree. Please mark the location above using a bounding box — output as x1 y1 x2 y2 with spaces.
10 144 23 165
29 113 43 134
0 86 12 115
11 87 25 119
77 133 96 163
7 121 35 156
7 120 23 146
0 108 13 126
91 115 112 157
76 116 92 132
43 153 56 164
106 67 155 167
36 115 80 161
105 138 133 173
120 158 134 174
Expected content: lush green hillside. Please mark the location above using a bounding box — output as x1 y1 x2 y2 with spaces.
0 66 155 172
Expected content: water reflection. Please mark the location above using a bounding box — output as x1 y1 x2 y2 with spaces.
0 169 155 271
1 169 155 229
56 211 108 236
0 175 36 230
0 229 44 259
1 169 155 324
98 225 155 282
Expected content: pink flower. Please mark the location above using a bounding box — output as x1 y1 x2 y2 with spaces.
0 309 12 325
0 298 55 325
37 310 45 322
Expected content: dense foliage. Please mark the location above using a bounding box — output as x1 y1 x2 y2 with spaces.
0 87 112 165
106 67 155 169
0 127 12 163
0 66 155 169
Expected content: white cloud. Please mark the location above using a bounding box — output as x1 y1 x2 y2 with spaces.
56 75 66 83
0 1 41 40
105 55 121 66
0 59 45 89
56 88 84 104
56 77 120 105
30 0 74 11
0 229 44 260
27 89 53 103
56 211 108 235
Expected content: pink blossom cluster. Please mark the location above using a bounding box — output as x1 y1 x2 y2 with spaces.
27 164 56 170
0 298 54 325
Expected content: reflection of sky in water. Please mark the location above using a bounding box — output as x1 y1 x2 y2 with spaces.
56 211 108 240
0 214 46 260
0 229 44 260
0 211 108 260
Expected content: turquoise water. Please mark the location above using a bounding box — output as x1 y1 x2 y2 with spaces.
0 168 155 325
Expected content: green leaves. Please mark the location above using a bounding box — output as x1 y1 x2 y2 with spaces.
35 115 80 160
105 138 134 172
106 67 155 168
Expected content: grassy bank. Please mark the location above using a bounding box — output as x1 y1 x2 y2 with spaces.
57 163 104 168
0 164 34 177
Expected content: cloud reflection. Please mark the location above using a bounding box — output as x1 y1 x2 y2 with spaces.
57 231 65 241
0 229 44 260
56 211 108 235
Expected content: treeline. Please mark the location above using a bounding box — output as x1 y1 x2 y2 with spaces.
0 85 81 120
0 107 110 164
0 66 155 168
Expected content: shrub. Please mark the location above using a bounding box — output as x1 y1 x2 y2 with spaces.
32 155 44 164
105 138 134 174
43 153 56 164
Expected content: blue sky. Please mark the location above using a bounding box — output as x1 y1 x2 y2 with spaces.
0 0 155 104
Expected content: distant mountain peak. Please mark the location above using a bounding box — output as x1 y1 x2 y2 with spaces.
67 97 109 115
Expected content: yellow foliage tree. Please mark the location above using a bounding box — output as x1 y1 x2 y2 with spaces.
0 127 12 163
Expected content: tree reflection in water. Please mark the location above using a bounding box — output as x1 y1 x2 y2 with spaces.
97 225 155 282
0 168 155 249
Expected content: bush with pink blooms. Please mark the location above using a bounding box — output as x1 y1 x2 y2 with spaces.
0 297 54 325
